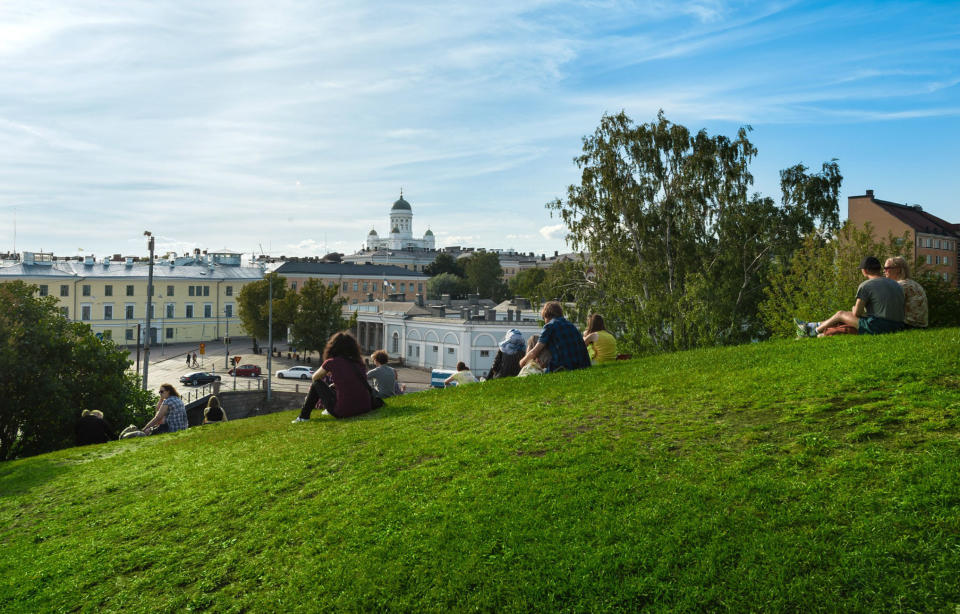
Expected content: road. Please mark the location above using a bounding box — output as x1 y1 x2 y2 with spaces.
124 336 433 401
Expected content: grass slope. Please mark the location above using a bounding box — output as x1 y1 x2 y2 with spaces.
2 329 960 613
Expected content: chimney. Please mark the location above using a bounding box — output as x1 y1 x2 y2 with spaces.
485 308 496 321
431 305 446 318
507 309 514 322
83 255 95 265
554 250 559 257
472 305 480 318
460 307 469 320
441 293 451 304
866 189 874 198
468 293 479 305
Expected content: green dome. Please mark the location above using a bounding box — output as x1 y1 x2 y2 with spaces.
392 196 411 211
368 228 378 236
424 229 434 236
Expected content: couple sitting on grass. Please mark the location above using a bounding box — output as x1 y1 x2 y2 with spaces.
795 255 928 338
293 332 400 422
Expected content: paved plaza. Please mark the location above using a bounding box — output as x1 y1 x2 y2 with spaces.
124 336 433 402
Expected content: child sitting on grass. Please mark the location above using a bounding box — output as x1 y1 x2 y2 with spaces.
444 362 478 386
518 336 551 377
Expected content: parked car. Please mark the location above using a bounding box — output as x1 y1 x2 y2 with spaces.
276 366 314 380
228 364 262 377
179 372 222 386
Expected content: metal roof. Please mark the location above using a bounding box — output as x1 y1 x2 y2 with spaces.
274 261 428 278
871 198 960 237
0 261 264 280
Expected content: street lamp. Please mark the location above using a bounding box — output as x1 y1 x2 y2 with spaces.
142 231 155 390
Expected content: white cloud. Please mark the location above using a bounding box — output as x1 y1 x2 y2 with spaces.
539 224 566 240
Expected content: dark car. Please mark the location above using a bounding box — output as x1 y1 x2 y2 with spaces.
228 364 262 377
179 372 222 386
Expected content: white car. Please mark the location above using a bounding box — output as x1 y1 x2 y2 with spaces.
276 365 315 380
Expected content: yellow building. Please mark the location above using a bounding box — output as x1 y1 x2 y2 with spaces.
0 251 264 345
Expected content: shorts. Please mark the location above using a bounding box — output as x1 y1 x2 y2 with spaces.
858 316 906 335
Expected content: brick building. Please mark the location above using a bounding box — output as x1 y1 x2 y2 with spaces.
273 261 429 304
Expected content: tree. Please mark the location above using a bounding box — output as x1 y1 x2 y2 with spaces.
237 272 296 346
0 281 154 460
423 253 465 278
508 268 547 303
463 251 508 301
549 110 842 354
426 273 470 300
288 279 349 355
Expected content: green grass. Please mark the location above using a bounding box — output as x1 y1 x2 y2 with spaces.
2 329 960 613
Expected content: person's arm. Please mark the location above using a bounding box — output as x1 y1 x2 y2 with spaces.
583 332 598 345
519 342 546 367
142 402 170 432
311 367 328 382
444 373 456 385
852 298 867 317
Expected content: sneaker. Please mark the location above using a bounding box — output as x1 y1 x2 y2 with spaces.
794 318 808 338
291 417 310 423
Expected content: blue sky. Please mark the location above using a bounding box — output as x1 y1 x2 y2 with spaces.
1 1 958 260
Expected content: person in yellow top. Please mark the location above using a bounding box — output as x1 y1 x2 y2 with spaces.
582 314 617 364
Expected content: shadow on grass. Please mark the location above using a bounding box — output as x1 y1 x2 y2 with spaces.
0 457 71 497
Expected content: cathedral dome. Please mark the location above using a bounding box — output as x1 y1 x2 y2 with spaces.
368 228 378 236
424 229 433 236
392 195 411 211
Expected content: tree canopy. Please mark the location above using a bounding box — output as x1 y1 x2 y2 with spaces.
288 279 350 355
463 251 508 301
549 110 843 353
423 253 465 278
237 273 297 346
426 273 470 300
0 281 154 460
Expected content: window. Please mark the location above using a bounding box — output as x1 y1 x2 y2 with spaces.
60 306 69 318
81 305 91 321
126 329 134 341
203 286 210 296
418 283 423 293
399 282 405 292
185 304 194 318
189 286 195 297
104 305 113 320
167 285 174 296
392 332 399 353
82 284 91 296
104 285 113 297
935 239 941 249
943 272 950 281
166 304 175 318
291 282 297 291
480 350 490 357
102 330 112 340
342 282 348 291
353 282 359 291
416 346 420 357
38 285 48 296
125 305 135 319
432 346 438 353
225 286 233 296
126 285 134 296
448 348 455 354
925 238 932 248
166 328 174 339
363 282 368 291
225 304 233 317
60 285 69 297
944 256 950 266
204 304 212 318
935 255 941 265
408 344 413 356
926 254 933 265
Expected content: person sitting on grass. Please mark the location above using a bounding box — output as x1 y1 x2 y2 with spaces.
884 256 928 329
444 362 478 387
582 313 617 364
518 336 551 377
203 396 228 424
795 256 906 338
485 329 525 380
293 332 373 422
367 350 403 398
75 409 115 446
519 301 591 373
142 383 188 434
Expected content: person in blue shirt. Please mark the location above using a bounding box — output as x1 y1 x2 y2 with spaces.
519 301 591 373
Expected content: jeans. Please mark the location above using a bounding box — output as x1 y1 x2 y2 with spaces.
299 380 338 420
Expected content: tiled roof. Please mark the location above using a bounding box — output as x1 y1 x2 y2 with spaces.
275 261 428 278
872 198 960 237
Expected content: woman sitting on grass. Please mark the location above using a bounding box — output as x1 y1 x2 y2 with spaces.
582 314 617 364
142 383 188 434
293 332 373 422
203 396 228 424
518 336 551 377
485 329 525 379
884 256 928 329
444 362 478 386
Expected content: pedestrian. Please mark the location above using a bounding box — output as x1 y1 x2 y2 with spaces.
192 352 199 368
186 353 190 367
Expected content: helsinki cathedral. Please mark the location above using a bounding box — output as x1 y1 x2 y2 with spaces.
365 191 435 251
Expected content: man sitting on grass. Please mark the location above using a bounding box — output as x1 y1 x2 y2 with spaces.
520 301 591 372
795 256 906 337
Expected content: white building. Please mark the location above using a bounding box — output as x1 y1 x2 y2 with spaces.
350 299 541 375
365 192 436 251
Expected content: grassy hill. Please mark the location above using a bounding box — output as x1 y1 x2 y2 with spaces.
2 329 959 613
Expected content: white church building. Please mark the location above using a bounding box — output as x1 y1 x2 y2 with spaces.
365 192 436 251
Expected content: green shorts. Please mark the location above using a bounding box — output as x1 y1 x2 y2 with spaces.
858 316 906 335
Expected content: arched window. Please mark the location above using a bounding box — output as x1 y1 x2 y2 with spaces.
392 332 399 353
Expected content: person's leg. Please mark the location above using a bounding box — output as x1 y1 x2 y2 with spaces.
815 311 859 334
298 380 337 420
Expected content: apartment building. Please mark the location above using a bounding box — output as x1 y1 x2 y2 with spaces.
273 261 430 304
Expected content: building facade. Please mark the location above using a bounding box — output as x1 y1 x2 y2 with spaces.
0 251 263 345
273 261 430 304
848 190 959 285
365 192 436 251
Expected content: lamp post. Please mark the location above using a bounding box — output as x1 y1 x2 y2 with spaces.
266 272 272 402
224 308 230 369
142 231 155 391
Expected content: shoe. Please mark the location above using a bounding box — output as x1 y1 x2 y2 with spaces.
291 417 310 423
794 318 808 338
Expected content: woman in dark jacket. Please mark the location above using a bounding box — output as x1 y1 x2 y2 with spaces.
486 328 525 380
293 332 374 422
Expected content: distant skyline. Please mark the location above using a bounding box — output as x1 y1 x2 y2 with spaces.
2 1 958 260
